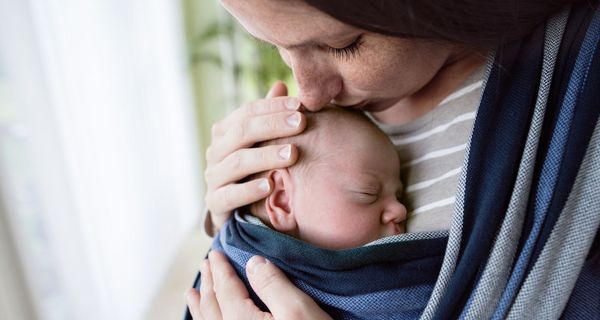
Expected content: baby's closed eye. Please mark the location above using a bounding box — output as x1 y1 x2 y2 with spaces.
348 190 379 204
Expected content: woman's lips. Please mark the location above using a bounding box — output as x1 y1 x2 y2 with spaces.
331 100 369 109
354 102 390 113
331 99 390 113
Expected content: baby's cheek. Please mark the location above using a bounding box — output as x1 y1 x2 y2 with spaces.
335 213 379 244
317 211 370 248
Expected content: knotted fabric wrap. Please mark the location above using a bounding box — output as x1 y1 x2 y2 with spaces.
184 2 600 319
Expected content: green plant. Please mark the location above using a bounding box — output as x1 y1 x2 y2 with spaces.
190 17 293 98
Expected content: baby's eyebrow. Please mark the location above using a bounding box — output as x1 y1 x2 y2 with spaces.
347 180 381 194
346 187 378 195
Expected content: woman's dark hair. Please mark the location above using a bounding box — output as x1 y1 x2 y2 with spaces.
303 0 581 46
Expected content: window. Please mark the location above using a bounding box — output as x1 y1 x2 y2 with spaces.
0 1 202 319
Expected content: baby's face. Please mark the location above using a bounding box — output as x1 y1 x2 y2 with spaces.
290 123 406 250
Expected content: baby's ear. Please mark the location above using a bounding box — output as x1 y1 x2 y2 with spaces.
265 169 297 232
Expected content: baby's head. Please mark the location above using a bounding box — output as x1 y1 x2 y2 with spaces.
250 107 407 250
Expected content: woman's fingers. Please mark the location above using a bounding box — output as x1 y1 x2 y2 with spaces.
266 81 288 98
185 260 220 320
208 110 305 165
205 178 272 224
211 96 301 140
198 259 223 319
206 144 298 190
246 256 332 320
208 251 273 320
267 81 287 98
204 113 304 230
185 288 203 320
210 81 289 148
203 81 301 232
189 251 329 320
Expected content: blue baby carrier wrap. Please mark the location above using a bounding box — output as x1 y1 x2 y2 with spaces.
212 213 449 319
185 1 600 318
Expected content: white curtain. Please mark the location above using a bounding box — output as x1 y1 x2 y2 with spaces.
0 0 202 319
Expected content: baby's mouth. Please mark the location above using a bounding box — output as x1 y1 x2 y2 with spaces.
383 223 404 238
395 222 406 235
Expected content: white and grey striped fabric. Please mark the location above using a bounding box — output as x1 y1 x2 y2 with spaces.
371 67 485 233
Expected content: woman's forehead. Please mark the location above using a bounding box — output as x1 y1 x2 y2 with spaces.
221 0 357 48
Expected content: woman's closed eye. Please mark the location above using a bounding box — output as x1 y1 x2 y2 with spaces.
327 35 364 60
252 34 364 61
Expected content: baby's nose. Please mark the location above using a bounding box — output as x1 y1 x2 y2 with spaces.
382 200 408 224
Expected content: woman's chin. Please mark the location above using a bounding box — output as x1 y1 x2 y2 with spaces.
359 101 395 113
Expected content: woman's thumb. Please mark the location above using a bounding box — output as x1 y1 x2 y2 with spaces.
246 256 331 320
266 81 288 98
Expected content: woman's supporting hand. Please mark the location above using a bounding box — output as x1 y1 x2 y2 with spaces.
204 82 306 234
186 251 332 320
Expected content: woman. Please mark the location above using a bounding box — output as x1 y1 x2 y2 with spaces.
187 0 600 319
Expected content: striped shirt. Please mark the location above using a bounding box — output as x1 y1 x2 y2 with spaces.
370 67 485 233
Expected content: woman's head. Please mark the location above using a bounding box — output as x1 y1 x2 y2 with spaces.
221 0 572 113
301 0 575 46
221 0 466 112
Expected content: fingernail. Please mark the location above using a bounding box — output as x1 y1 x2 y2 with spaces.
279 145 291 160
286 112 301 128
247 256 268 275
258 179 270 193
285 98 300 110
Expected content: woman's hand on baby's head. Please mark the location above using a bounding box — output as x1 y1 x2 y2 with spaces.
204 81 306 233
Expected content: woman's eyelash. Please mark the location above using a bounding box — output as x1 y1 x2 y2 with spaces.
327 36 364 60
253 36 364 60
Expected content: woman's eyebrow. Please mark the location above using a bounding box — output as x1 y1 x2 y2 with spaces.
250 35 318 50
250 36 276 48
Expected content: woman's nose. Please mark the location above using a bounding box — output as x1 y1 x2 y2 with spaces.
382 200 408 225
289 54 341 111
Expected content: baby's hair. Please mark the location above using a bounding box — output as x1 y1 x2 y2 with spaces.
248 106 391 221
256 106 383 175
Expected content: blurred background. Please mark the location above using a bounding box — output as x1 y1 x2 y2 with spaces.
0 0 292 319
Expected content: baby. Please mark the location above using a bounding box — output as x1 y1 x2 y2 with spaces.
201 107 446 319
247 106 407 249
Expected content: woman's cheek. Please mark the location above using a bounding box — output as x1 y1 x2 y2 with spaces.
339 46 405 93
338 60 384 92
